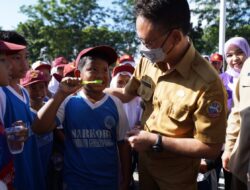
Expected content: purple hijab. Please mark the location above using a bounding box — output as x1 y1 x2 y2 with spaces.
224 37 250 58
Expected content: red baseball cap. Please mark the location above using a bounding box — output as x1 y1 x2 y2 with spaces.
0 40 26 53
112 64 135 77
63 62 76 77
75 45 118 67
210 53 223 62
119 54 134 63
32 60 51 71
52 56 68 68
20 69 47 87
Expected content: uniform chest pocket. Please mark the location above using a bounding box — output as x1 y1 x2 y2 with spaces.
137 78 154 101
167 104 190 122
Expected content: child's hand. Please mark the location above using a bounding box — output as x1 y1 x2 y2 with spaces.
58 77 82 96
8 120 29 143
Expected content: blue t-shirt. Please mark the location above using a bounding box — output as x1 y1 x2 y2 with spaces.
1 86 45 190
31 109 53 179
57 92 129 190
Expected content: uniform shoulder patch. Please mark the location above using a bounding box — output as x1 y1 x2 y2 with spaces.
206 101 222 117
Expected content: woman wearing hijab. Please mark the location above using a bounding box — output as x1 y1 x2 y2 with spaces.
220 37 250 111
220 37 250 190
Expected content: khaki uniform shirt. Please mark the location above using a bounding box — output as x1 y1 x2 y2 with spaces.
226 58 250 186
125 42 227 186
126 43 227 143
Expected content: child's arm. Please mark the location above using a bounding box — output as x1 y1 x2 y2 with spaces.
32 77 82 134
105 87 136 103
118 141 132 190
110 95 132 189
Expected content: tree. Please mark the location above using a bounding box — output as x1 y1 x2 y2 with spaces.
110 0 139 55
189 0 250 54
17 0 136 63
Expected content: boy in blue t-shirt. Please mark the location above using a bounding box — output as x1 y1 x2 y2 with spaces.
32 45 131 190
0 31 45 190
0 40 26 190
20 69 54 187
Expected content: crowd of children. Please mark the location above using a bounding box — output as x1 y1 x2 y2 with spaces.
0 26 250 190
0 30 138 190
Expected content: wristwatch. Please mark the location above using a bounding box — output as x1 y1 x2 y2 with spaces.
152 134 163 152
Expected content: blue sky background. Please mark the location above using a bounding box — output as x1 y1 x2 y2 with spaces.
0 0 114 30
0 0 35 30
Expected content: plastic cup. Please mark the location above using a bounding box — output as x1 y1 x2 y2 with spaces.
5 125 26 154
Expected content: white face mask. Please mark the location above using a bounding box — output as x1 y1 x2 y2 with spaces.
139 30 173 63
139 43 166 63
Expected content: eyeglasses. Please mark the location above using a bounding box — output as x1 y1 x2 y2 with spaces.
138 31 171 49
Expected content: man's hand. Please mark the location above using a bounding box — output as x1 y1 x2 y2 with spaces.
127 129 157 152
221 151 231 171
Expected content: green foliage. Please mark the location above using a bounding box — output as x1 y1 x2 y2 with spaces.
16 0 137 63
189 0 250 54
11 0 250 61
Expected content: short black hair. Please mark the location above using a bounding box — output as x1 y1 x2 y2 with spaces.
135 0 191 35
0 30 28 46
77 52 110 71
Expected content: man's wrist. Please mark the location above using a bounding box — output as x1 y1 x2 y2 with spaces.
152 134 163 152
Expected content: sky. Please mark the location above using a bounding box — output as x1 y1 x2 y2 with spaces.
0 0 36 30
0 1 199 31
0 0 114 30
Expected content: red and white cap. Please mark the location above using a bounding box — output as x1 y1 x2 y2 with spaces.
112 64 135 77
63 61 76 77
75 45 118 67
210 53 223 62
52 56 68 68
0 40 26 53
118 54 135 67
31 60 51 71
20 69 47 87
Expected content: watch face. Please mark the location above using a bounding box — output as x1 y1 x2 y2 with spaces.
152 134 163 152
152 144 163 152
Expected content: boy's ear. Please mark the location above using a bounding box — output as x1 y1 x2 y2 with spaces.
74 69 81 77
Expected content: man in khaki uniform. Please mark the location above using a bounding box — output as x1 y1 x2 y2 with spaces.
107 0 227 189
222 58 250 190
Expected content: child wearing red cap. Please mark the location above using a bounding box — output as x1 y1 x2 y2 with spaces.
0 40 26 190
48 56 68 96
210 53 223 73
32 60 53 99
110 64 142 189
32 45 131 190
21 69 65 189
0 31 45 190
63 61 76 77
118 54 136 67
20 69 55 189
110 64 142 129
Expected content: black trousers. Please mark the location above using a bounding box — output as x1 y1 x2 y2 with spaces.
230 174 247 190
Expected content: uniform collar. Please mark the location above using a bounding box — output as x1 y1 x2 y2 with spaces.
174 40 196 79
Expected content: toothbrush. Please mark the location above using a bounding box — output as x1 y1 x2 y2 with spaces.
82 80 103 85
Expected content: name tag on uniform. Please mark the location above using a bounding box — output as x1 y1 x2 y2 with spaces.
141 80 152 88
